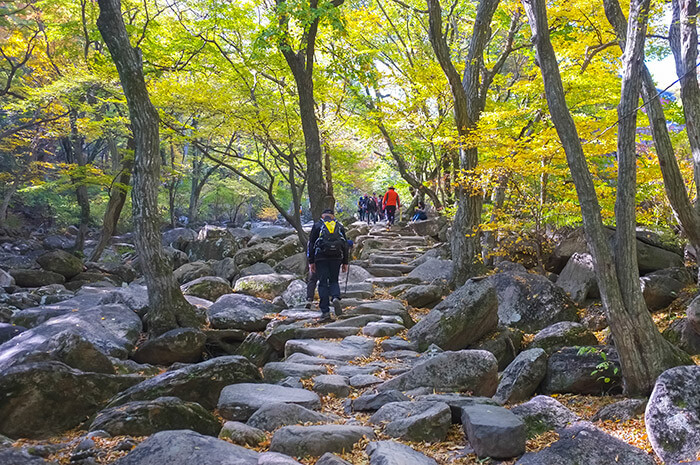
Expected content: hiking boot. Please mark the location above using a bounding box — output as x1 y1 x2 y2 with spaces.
332 298 342 316
317 312 333 323
305 299 314 309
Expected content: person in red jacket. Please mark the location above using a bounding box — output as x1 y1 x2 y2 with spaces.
382 186 401 226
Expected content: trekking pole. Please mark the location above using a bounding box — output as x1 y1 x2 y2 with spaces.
344 241 353 296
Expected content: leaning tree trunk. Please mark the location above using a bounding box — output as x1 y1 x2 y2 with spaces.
604 0 700 281
523 0 691 395
96 0 202 336
670 0 700 213
68 112 91 252
90 138 134 262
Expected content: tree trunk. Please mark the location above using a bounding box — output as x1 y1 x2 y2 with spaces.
483 173 508 266
670 0 700 213
96 0 201 336
0 183 17 228
90 137 133 262
426 0 498 285
523 0 691 395
604 0 700 280
69 112 90 252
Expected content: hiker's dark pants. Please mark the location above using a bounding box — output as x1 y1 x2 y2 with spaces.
316 259 341 313
306 270 318 300
386 205 397 224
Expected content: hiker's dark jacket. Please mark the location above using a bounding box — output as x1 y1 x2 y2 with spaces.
307 219 349 265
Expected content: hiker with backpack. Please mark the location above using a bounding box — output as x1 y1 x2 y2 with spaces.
382 186 401 226
357 196 367 222
308 209 349 321
365 194 378 224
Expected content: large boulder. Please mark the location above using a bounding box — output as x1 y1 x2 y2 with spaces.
173 262 214 285
113 430 259 465
369 401 451 442
641 267 694 312
529 322 598 354
207 293 274 331
493 348 548 405
46 330 115 374
217 383 321 421
181 276 233 302
132 328 206 365
486 272 579 332
408 279 498 351
269 425 375 457
470 328 524 370
234 243 277 269
186 226 239 261
462 404 526 459
212 257 239 282
401 284 443 308
0 303 142 370
218 421 266 447
366 441 438 465
351 390 411 413
510 395 579 438
10 269 65 288
0 361 141 438
407 259 452 283
234 274 296 300
377 350 498 395
592 398 647 422
281 280 307 308
0 323 24 344
247 403 335 431
515 422 656 465
90 396 221 437
284 336 375 361
107 356 261 410
36 250 84 279
555 253 597 304
162 227 197 251
0 449 54 464
262 361 328 382
541 346 622 395
645 366 700 464
274 253 308 276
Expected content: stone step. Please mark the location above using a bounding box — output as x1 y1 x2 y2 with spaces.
366 276 422 287
368 264 416 274
368 253 422 265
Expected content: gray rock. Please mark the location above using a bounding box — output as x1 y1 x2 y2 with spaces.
313 374 350 397
218 421 266 447
515 422 655 465
401 284 443 308
470 327 524 370
132 328 206 365
349 374 382 388
247 402 334 432
113 430 258 465
284 336 375 361
407 259 452 283
90 396 220 437
257 452 302 465
366 441 438 465
510 395 579 437
591 398 647 422
414 394 498 423
541 346 621 395
162 227 197 250
380 337 418 352
10 269 65 288
262 362 328 382
235 333 275 367
0 323 24 344
274 253 308 276
46 330 115 374
641 268 692 312
269 425 375 457
344 300 414 327
207 293 274 331
181 276 233 302
0 361 141 439
370 401 451 442
212 257 239 282
462 404 526 459
281 280 307 308
187 226 239 261
362 322 404 337
377 350 498 396
217 383 320 421
645 365 700 463
530 322 598 354
0 449 52 464
555 253 597 304
408 279 498 351
352 390 411 412
316 453 352 465
268 324 360 352
173 262 214 285
36 250 84 279
486 271 579 332
234 274 295 300
240 262 276 277
494 348 548 405
107 355 261 410
0 269 15 287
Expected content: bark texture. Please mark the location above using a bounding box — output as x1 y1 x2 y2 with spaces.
96 0 201 336
523 0 691 395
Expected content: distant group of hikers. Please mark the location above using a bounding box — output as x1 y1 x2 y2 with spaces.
305 188 431 321
357 187 428 225
357 186 404 225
